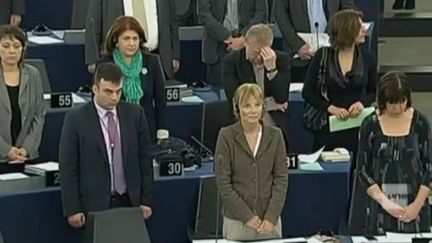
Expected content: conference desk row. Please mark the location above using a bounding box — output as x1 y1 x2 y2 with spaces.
0 162 350 243
38 91 314 164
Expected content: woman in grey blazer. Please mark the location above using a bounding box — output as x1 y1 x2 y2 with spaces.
215 83 288 241
0 25 45 173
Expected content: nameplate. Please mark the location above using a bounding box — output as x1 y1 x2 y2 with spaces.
51 93 73 108
165 87 180 102
159 159 184 177
287 154 299 170
45 170 60 187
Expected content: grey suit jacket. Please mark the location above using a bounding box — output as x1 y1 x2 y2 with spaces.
85 0 180 79
0 64 45 162
274 0 354 66
198 0 268 64
59 101 153 216
215 122 288 225
0 0 25 25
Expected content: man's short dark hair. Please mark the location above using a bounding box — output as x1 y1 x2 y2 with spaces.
93 63 123 85
377 71 412 113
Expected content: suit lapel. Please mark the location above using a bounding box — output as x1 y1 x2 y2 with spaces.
233 122 254 158
18 66 30 117
301 0 308 16
90 103 110 165
117 103 129 168
0 68 11 113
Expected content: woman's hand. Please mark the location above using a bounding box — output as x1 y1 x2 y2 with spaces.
327 105 349 120
348 101 364 117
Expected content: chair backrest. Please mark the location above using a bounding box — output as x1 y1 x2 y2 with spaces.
83 207 151 243
23 59 52 93
201 100 234 154
70 0 89 29
193 176 223 239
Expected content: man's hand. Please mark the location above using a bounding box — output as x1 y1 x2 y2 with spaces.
7 147 27 163
87 64 96 74
257 220 275 234
297 44 314 61
68 212 86 228
261 47 277 71
275 102 288 112
400 202 423 223
348 101 364 117
327 105 350 120
225 37 244 51
173 59 180 73
10 15 22 26
246 216 262 230
140 205 152 219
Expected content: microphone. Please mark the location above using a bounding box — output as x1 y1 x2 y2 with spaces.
314 22 320 52
190 136 214 161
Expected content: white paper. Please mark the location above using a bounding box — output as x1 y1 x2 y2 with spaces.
289 83 304 92
297 32 331 53
52 30 65 39
193 238 306 243
298 146 325 163
181 95 204 103
384 232 432 242
72 93 87 104
26 162 59 171
351 236 371 243
28 36 64 45
0 173 29 180
300 162 324 171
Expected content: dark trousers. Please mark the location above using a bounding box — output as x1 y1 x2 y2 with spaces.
109 193 132 208
291 64 310 83
206 46 227 88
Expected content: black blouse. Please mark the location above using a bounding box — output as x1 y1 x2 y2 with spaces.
302 47 377 111
6 85 22 146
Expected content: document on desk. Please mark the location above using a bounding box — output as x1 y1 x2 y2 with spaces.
28 36 64 45
181 95 204 103
299 162 324 171
72 93 87 104
329 107 375 132
385 232 432 242
298 146 325 163
0 173 29 180
289 83 304 92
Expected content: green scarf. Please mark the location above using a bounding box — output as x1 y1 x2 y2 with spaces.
113 48 144 104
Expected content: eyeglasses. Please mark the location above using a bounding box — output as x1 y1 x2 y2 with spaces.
313 229 339 243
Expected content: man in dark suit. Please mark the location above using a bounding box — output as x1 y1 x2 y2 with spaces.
198 0 268 87
223 24 291 151
274 0 354 82
85 0 180 80
59 63 153 228
0 0 25 26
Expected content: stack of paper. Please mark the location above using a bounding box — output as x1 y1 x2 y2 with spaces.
0 173 29 180
25 162 59 176
28 36 64 45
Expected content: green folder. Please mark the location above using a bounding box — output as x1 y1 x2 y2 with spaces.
329 107 375 132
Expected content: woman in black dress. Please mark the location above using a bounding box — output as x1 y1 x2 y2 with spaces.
302 9 377 155
357 71 432 234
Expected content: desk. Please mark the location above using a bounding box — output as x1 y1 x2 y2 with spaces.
0 162 350 243
38 91 312 162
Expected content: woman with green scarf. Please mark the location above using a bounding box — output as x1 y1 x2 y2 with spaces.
97 16 166 143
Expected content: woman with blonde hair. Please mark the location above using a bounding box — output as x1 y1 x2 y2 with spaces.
215 83 288 240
